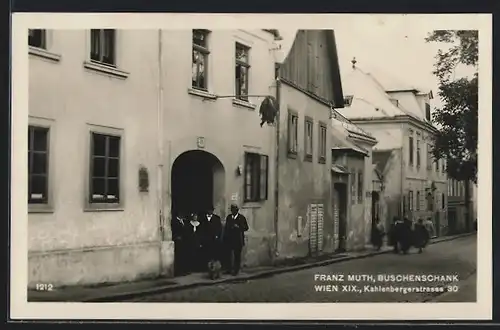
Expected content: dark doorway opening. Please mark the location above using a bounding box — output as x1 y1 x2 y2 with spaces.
171 150 225 276
334 182 348 252
448 208 457 235
171 150 224 217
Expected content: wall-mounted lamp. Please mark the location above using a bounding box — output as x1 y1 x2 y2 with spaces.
236 165 243 176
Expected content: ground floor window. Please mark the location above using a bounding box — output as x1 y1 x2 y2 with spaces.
28 125 49 204
89 132 121 204
244 152 268 202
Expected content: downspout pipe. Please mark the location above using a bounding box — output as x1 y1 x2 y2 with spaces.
274 64 281 258
400 146 404 218
157 29 165 271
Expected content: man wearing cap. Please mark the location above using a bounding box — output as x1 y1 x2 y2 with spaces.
223 204 249 276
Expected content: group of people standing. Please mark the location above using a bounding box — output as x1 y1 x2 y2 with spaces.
171 203 249 277
371 216 430 254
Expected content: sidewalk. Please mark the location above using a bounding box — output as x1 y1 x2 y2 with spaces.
28 232 475 302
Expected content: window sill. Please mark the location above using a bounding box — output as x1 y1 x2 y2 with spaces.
232 98 256 110
304 154 313 162
84 204 124 212
28 204 54 214
83 61 129 79
318 157 326 164
188 88 217 100
287 151 297 159
242 201 264 209
29 46 61 62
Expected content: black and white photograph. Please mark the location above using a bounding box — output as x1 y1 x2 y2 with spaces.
10 13 491 320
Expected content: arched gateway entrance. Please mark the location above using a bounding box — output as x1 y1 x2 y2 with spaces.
171 150 225 218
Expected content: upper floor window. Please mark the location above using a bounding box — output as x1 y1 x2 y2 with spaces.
427 144 433 171
425 103 431 121
304 118 313 161
408 190 414 211
318 122 327 164
288 111 298 156
192 29 210 91
235 43 250 101
357 171 363 203
28 126 49 204
416 139 421 168
90 29 116 66
442 193 445 209
28 29 46 49
408 136 414 167
244 152 268 202
89 133 121 204
416 191 420 211
351 169 357 204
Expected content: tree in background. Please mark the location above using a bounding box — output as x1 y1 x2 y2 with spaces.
425 30 478 231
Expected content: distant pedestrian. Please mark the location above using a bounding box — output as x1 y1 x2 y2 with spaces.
172 211 189 276
400 217 413 254
389 217 402 253
414 218 430 254
223 204 249 276
371 217 385 251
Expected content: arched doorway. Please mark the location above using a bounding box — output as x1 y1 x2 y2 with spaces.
171 150 225 218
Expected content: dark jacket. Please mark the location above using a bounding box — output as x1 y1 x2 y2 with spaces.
223 213 249 248
414 223 430 248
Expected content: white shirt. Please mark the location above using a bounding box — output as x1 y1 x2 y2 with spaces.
207 214 213 222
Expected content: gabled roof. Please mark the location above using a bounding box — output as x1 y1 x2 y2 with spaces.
337 66 429 124
277 30 344 108
331 124 369 157
372 150 393 175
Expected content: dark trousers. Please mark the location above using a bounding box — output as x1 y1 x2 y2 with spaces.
226 245 243 274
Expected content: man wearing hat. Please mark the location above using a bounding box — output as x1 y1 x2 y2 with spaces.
200 206 223 266
223 204 249 276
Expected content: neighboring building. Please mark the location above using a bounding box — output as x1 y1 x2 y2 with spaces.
28 28 281 288
447 178 475 234
337 61 448 236
274 30 344 259
330 111 378 251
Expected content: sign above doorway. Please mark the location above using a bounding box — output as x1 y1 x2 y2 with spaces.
197 136 205 149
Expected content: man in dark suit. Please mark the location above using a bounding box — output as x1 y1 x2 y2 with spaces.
223 204 249 276
171 211 189 276
200 206 223 266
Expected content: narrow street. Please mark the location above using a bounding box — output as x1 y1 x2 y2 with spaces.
128 235 477 303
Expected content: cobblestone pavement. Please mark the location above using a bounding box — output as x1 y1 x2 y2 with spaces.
129 235 477 302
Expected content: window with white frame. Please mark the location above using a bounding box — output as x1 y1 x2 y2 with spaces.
318 122 327 163
304 118 313 160
357 171 363 203
90 29 116 66
89 132 121 204
244 152 268 202
235 43 250 101
28 126 50 204
288 111 298 156
192 29 210 91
